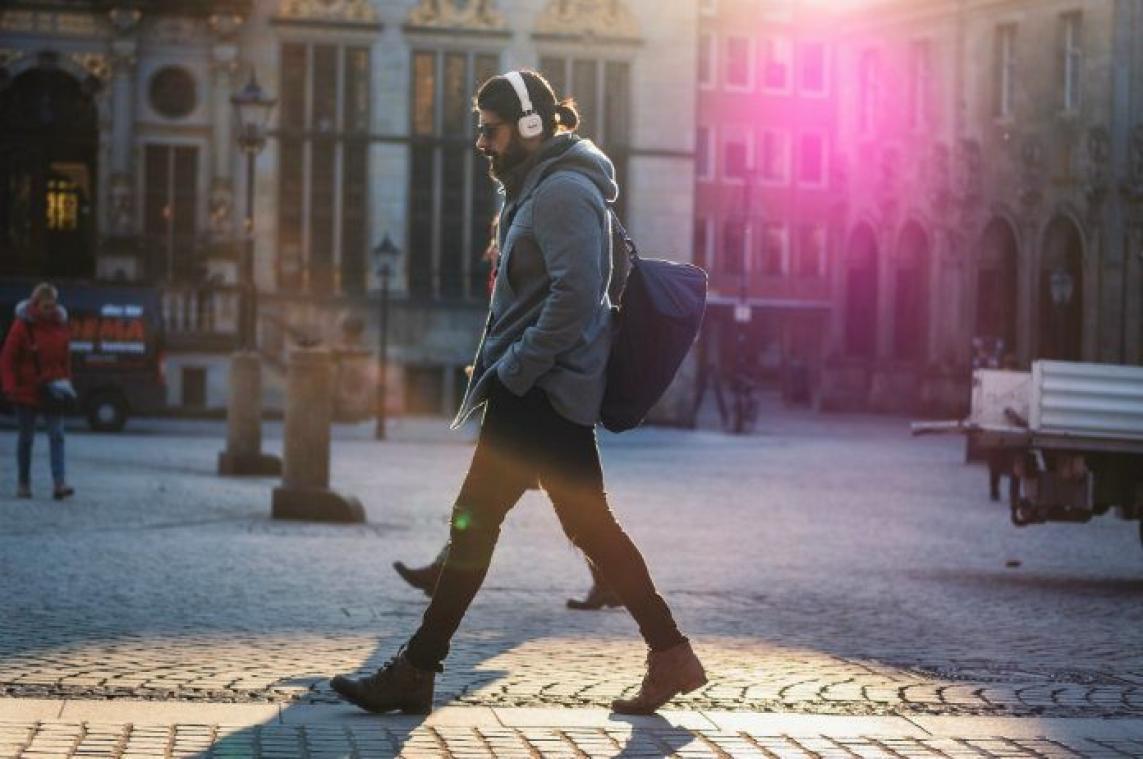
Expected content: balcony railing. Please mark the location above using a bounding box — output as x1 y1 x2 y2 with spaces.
161 284 242 351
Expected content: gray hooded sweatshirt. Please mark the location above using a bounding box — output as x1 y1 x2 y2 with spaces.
452 135 618 428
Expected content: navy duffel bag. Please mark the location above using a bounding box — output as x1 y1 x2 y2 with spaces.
600 212 708 433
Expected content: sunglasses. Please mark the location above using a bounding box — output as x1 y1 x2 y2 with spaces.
476 122 506 140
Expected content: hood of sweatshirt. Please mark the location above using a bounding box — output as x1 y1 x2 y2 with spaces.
502 133 619 205
15 299 68 324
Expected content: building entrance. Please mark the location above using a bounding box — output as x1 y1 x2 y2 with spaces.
0 66 98 279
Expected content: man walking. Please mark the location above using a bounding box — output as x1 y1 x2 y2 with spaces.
330 69 705 715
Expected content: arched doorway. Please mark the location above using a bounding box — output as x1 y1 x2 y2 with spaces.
0 65 99 278
893 222 929 362
1039 215 1084 361
976 218 1019 357
845 223 878 358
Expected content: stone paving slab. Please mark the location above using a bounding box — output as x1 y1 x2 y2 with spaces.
1 708 1143 758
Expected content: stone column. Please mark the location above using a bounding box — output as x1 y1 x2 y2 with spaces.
208 14 243 243
106 9 140 237
218 353 281 476
272 349 364 522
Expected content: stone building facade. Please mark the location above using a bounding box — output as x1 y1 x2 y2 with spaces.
0 0 698 419
821 0 1143 414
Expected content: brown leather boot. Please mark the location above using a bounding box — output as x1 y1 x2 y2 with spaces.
611 641 707 715
566 582 622 610
330 650 437 714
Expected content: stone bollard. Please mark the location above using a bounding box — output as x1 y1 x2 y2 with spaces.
218 352 282 476
271 348 364 522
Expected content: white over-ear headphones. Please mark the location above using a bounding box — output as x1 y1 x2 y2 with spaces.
505 71 544 139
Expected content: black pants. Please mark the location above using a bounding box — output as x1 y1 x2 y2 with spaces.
405 379 685 670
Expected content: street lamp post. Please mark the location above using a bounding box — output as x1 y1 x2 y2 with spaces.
231 73 276 350
372 235 400 440
1049 268 1074 360
218 72 280 477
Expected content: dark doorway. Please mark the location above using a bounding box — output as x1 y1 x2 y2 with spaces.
893 222 930 361
0 66 99 279
976 218 1019 356
845 223 879 358
1038 215 1084 361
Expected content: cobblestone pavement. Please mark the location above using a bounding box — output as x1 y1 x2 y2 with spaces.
2 402 1142 725
4 718 1143 759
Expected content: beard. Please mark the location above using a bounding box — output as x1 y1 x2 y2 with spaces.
484 138 530 183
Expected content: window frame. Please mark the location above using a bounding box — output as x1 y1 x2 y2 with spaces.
723 34 756 92
760 35 793 95
995 23 1017 120
798 40 829 98
720 126 754 185
758 127 790 186
755 222 789 278
908 38 934 131
1061 11 1083 114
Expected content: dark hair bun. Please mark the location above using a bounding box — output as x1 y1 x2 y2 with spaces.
555 99 579 131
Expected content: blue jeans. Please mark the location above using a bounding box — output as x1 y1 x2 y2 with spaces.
15 404 65 487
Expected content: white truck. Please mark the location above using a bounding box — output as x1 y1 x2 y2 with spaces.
913 360 1143 547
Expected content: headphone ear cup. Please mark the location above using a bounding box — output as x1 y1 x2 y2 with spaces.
518 113 544 139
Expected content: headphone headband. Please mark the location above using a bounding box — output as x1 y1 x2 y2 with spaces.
504 71 535 116
503 70 544 139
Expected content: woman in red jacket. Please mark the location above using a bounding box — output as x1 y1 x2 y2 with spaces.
1 282 75 499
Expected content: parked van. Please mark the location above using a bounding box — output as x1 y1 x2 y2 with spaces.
0 281 167 431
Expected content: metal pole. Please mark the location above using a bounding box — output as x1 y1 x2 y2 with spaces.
243 149 256 351
374 266 390 440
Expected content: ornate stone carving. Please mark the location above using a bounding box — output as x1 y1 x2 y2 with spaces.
1018 135 1044 208
0 49 27 70
69 52 111 82
277 0 379 24
954 138 982 203
928 142 951 216
534 0 640 40
209 178 234 237
407 0 506 30
208 12 245 39
107 7 142 35
150 17 204 46
2 10 101 36
109 172 135 236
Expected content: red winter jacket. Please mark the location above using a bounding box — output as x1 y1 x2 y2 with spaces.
1 300 72 408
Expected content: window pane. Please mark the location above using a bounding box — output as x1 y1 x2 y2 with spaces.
799 224 826 277
726 36 750 87
341 141 367 294
762 38 790 90
442 53 468 137
408 145 434 297
172 146 197 281
312 45 338 133
143 145 169 281
280 44 307 129
309 139 335 294
440 147 465 299
725 141 747 179
343 47 371 134
278 138 304 291
541 57 566 99
801 42 825 92
572 60 598 140
761 224 785 276
412 51 436 136
604 61 631 147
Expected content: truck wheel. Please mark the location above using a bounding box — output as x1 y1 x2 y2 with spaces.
87 393 128 432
